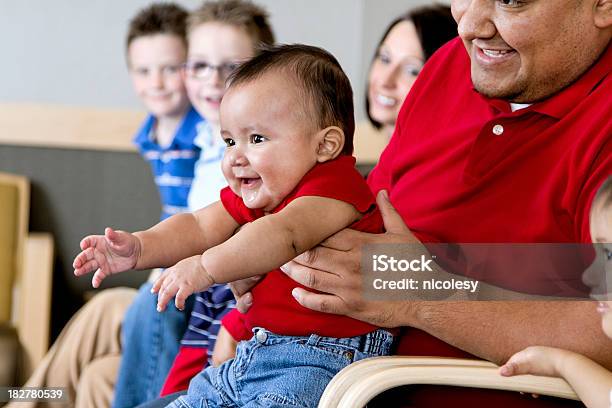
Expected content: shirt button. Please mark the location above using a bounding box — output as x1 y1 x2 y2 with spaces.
492 124 504 135
255 329 268 343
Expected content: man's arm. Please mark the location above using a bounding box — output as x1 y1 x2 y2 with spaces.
282 191 612 369
411 301 612 367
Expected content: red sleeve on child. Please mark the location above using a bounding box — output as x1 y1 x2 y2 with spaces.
220 186 263 224
220 156 376 226
289 156 375 214
160 347 208 396
221 309 252 341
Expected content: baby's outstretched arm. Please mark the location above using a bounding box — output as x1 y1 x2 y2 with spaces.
203 195 362 283
74 201 239 288
73 227 140 288
153 195 361 311
152 254 215 311
500 345 612 408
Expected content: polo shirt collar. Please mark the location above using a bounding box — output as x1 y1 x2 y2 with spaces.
133 106 203 149
173 106 202 148
477 41 611 119
133 114 156 146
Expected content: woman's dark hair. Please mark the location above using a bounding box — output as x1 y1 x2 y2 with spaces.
366 4 457 129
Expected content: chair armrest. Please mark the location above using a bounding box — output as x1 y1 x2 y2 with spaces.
0 323 19 386
320 356 495 407
318 357 578 408
14 233 54 382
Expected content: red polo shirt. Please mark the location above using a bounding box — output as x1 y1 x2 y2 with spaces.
222 156 384 339
367 37 611 407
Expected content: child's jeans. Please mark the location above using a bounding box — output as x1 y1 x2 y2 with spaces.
167 327 394 408
113 281 194 408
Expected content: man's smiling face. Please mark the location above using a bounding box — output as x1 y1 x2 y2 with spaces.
451 0 610 103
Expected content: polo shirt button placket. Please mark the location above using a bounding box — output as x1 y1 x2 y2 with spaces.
492 124 504 136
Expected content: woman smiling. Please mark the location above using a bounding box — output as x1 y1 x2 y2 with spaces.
355 5 457 165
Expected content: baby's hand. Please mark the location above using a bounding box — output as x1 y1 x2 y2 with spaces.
212 326 238 367
73 227 140 288
500 346 570 378
152 255 215 312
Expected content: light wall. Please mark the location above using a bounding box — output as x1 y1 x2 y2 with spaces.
0 0 444 120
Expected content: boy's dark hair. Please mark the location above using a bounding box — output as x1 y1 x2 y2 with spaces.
594 176 612 210
188 0 275 47
126 3 189 50
366 4 457 129
228 44 355 156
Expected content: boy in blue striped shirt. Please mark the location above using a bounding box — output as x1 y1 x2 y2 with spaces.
128 4 201 220
113 2 275 406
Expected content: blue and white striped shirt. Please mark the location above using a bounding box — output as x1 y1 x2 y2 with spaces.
181 120 237 364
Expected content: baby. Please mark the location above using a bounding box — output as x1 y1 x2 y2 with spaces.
74 44 393 407
500 176 612 408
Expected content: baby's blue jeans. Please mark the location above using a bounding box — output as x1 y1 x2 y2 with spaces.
168 327 394 408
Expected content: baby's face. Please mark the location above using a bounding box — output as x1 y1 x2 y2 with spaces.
127 34 189 119
587 202 612 337
219 72 320 211
185 22 255 127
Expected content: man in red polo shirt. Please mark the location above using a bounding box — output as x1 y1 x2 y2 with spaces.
233 0 611 406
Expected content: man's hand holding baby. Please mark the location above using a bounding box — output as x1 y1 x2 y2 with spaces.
152 255 216 312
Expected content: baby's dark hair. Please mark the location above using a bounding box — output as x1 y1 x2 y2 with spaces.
593 176 612 211
227 44 355 155
126 3 188 50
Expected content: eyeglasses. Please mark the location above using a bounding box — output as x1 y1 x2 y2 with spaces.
183 61 242 80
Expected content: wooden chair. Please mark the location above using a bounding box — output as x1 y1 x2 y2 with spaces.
318 356 579 408
0 172 54 385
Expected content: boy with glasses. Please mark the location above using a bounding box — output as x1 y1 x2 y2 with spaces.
113 4 202 407
116 0 276 401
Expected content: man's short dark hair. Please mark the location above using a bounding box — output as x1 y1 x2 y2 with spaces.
126 3 188 50
228 44 355 156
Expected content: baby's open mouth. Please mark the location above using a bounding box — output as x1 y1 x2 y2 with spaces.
240 177 260 186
